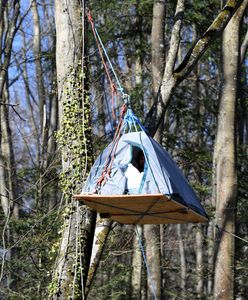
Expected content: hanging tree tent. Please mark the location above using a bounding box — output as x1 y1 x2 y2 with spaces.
74 109 208 224
74 11 208 225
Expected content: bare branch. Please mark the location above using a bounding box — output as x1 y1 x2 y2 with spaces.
174 0 243 83
0 102 26 121
146 0 243 136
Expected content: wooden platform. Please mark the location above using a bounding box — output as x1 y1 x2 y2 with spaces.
74 193 208 225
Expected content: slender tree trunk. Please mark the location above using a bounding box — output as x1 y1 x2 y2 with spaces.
213 2 248 299
151 0 166 142
0 1 20 291
195 227 203 297
31 0 49 210
47 49 59 211
151 0 165 97
144 224 161 300
31 0 47 140
207 221 214 296
177 224 186 292
85 215 112 298
134 2 145 114
131 225 143 300
19 29 40 162
1 84 19 218
96 85 106 138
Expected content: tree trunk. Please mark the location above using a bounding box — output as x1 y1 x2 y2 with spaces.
1 84 19 218
131 225 143 300
51 1 96 298
207 221 214 296
144 224 161 300
31 0 47 154
177 224 186 292
19 29 40 163
213 2 248 299
151 0 165 97
0 0 20 291
96 84 106 138
195 227 203 297
31 0 49 211
85 215 112 298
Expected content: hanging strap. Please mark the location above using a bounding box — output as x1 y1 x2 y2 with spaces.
86 10 150 189
87 10 130 114
87 10 118 118
122 108 146 133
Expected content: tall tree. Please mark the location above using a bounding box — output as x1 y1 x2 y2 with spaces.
0 0 20 291
51 1 96 298
213 2 248 300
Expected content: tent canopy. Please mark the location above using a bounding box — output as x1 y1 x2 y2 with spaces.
80 130 208 223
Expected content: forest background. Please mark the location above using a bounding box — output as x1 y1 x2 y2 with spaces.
0 0 248 299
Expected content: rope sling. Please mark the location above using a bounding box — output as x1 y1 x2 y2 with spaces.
86 9 155 193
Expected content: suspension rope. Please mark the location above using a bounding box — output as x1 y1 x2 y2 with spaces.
86 10 126 97
87 10 118 118
94 29 124 95
86 10 148 190
106 105 127 174
87 10 130 117
96 104 127 188
135 226 158 300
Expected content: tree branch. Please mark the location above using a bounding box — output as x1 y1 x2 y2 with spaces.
145 0 243 136
0 102 26 121
174 0 242 84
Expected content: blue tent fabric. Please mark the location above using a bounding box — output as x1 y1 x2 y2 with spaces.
83 131 207 219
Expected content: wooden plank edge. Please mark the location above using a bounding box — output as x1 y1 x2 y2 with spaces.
73 193 208 223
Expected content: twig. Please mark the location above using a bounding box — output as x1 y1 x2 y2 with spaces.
0 102 26 121
0 201 11 283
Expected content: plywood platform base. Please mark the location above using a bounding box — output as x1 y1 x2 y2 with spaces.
74 193 208 225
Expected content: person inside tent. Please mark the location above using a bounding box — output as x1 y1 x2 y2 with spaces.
125 147 145 194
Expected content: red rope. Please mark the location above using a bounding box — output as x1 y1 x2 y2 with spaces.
96 104 127 187
87 10 117 119
107 104 127 174
86 10 128 189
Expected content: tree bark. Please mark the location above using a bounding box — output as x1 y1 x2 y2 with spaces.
195 227 203 297
213 2 248 299
131 225 143 300
85 215 112 298
207 221 214 296
151 0 165 97
31 0 47 150
0 1 20 290
177 224 186 292
51 1 96 298
144 224 161 300
31 0 49 211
